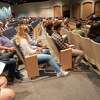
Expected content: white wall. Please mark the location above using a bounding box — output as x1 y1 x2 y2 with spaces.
13 1 54 17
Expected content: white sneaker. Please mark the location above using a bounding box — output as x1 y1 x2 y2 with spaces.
57 72 62 78
61 71 69 76
57 71 69 78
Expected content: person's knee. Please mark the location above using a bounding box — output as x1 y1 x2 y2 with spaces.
9 59 16 65
0 88 16 100
48 55 53 60
0 76 7 83
72 49 84 57
0 76 7 88
79 50 84 57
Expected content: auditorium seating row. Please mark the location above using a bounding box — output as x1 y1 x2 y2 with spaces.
13 32 72 79
13 21 73 79
67 31 100 71
5 19 97 79
3 18 41 39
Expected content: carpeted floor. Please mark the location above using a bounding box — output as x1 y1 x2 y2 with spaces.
10 67 100 100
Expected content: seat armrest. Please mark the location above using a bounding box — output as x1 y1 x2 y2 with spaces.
25 54 37 59
24 54 39 79
60 48 72 52
60 48 72 70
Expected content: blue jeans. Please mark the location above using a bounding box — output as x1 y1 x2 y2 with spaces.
42 49 51 55
37 54 61 74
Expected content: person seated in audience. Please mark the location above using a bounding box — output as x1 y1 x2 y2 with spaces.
0 21 15 48
18 20 50 55
0 54 22 83
0 76 16 100
0 24 23 83
4 20 10 29
87 22 100 43
0 21 5 30
0 21 22 65
14 24 69 77
89 12 97 22
64 19 70 31
45 21 54 36
19 18 41 39
61 19 70 43
72 22 85 37
46 21 68 43
51 21 84 68
40 19 47 38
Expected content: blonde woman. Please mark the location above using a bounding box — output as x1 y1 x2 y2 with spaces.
15 24 69 77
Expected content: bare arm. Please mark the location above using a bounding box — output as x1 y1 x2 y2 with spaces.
0 45 16 51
